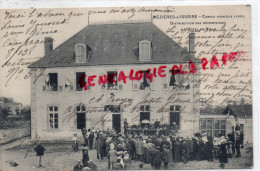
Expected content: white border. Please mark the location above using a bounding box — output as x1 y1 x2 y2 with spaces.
0 1 259 171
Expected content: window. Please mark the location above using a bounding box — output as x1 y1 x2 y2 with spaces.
75 44 86 63
200 119 213 137
107 71 118 90
169 70 176 87
76 104 86 129
140 105 150 123
139 71 150 90
104 105 120 113
45 73 58 91
139 40 151 61
76 72 90 91
200 119 226 137
48 106 58 130
214 120 226 137
170 105 180 128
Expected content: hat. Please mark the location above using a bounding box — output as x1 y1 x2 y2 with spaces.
202 132 207 136
83 147 88 150
77 160 81 163
83 167 91 171
116 151 123 155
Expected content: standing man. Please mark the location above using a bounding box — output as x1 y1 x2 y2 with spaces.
34 143 45 167
239 130 244 148
95 137 102 159
123 119 128 135
235 136 241 157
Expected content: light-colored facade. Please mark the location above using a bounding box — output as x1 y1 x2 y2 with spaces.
29 22 200 141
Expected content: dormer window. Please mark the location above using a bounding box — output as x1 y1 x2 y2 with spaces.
75 44 86 63
139 40 152 61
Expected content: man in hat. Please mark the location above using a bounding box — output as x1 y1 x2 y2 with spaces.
181 139 189 164
34 143 45 167
107 144 117 170
151 146 163 170
235 136 241 157
123 119 128 135
95 136 102 159
73 160 83 171
174 138 181 163
239 130 244 148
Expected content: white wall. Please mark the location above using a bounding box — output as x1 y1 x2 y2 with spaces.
31 63 200 141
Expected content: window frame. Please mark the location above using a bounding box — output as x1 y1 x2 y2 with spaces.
76 72 90 91
107 71 118 90
200 118 227 137
139 40 152 61
140 105 150 123
76 104 86 129
45 73 58 91
48 106 59 131
75 44 87 63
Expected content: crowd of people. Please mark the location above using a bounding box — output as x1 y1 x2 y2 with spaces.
70 123 244 170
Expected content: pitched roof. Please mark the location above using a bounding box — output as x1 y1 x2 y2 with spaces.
223 105 252 118
29 22 195 68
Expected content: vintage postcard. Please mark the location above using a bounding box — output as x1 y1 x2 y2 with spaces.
0 5 253 170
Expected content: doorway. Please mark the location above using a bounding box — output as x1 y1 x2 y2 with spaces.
112 114 121 133
140 112 150 123
170 112 180 128
77 113 86 129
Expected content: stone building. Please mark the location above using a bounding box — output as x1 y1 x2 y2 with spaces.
29 22 200 141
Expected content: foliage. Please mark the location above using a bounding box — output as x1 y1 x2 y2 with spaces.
20 108 31 119
0 106 11 119
200 104 226 114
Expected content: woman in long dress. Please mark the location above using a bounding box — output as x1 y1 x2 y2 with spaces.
218 136 228 169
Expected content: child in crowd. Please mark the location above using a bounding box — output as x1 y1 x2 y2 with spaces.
123 151 131 170
72 133 79 152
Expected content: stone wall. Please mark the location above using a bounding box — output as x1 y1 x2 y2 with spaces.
0 126 30 144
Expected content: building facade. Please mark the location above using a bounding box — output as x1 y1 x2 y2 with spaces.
200 105 253 144
29 22 200 141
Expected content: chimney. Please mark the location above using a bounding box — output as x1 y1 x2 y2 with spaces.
188 33 195 53
44 37 53 55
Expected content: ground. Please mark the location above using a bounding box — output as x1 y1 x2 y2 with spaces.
0 138 253 171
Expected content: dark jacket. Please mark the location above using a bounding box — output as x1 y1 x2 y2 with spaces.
34 145 45 156
73 165 83 171
82 151 89 166
152 149 163 165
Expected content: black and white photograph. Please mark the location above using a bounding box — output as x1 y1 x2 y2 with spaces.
0 4 255 171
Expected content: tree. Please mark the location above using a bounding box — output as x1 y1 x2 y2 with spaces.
20 107 31 120
0 106 11 120
15 108 20 116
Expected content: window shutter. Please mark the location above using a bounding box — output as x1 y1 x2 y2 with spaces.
75 44 86 63
150 78 156 91
118 84 123 91
139 40 151 61
132 80 139 90
163 74 168 90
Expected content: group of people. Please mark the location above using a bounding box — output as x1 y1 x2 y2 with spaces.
70 123 244 170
